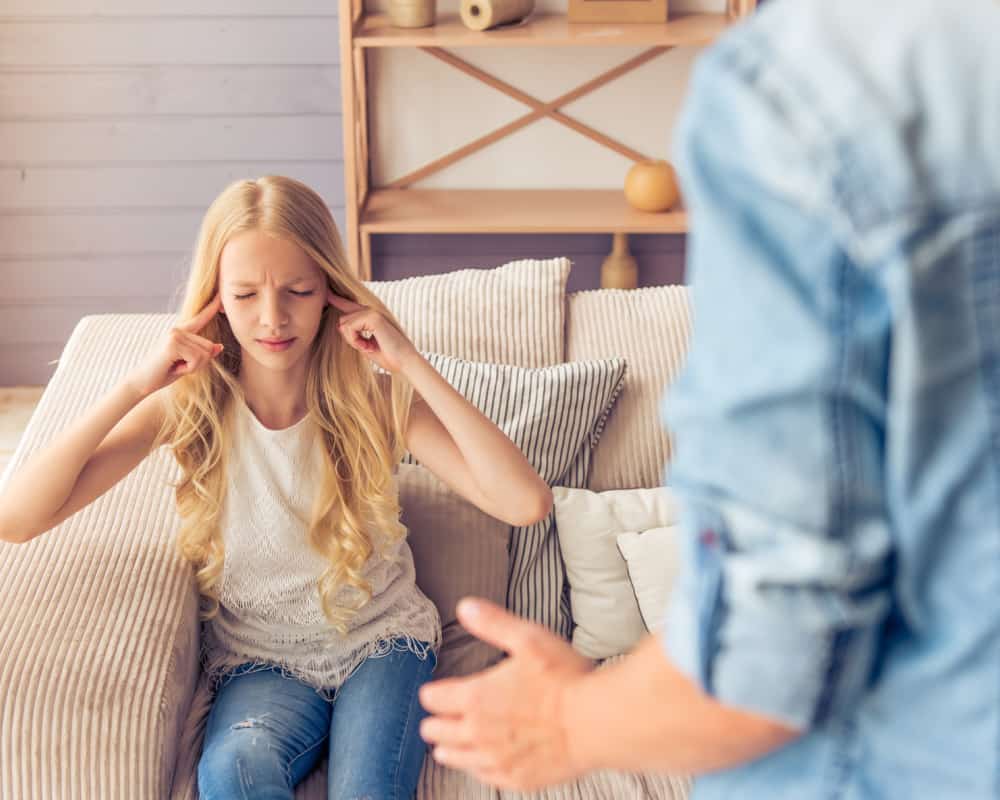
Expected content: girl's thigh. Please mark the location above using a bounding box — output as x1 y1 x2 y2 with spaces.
198 665 333 798
327 642 438 800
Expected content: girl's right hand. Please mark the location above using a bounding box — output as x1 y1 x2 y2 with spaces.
127 293 225 398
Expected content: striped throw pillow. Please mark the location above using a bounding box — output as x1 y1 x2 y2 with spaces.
406 353 627 639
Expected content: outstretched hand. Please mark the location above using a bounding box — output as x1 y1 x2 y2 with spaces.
418 598 596 791
328 291 416 374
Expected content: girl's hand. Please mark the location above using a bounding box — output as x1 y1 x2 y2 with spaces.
328 291 417 374
127 293 224 397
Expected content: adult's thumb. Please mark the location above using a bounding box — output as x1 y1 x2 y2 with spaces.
456 597 538 656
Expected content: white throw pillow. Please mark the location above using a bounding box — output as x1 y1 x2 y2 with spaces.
616 526 681 634
552 486 678 659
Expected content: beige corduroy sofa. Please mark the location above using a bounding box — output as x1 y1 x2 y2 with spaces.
0 258 693 799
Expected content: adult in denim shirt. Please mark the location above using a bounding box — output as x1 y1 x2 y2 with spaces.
419 0 1000 796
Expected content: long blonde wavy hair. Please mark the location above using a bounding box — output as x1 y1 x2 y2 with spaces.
155 175 414 634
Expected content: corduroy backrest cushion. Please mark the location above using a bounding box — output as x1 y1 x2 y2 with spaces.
366 258 570 367
566 286 694 491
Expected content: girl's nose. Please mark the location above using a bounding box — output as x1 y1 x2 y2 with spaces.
259 291 288 329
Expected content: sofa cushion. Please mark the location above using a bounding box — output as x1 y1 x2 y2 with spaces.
501 766 691 800
553 486 678 659
408 354 627 639
0 313 200 800
617 526 682 633
566 286 693 491
398 462 510 679
366 258 570 368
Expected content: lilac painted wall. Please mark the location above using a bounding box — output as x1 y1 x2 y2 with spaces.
373 233 686 291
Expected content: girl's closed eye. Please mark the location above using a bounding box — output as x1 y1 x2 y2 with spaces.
233 290 315 300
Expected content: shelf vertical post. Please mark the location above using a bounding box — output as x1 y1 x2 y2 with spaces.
339 0 363 275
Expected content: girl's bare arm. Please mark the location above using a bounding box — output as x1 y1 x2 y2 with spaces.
329 292 551 528
0 293 224 545
0 383 164 544
398 352 553 528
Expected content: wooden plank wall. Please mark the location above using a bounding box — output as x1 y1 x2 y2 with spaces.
0 0 344 384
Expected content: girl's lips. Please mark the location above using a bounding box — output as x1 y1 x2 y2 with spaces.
258 337 296 351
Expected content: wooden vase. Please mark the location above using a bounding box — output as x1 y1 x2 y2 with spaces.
600 233 639 289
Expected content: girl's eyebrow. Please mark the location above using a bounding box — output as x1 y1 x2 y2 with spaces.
228 276 315 288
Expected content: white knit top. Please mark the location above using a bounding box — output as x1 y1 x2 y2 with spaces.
200 392 442 698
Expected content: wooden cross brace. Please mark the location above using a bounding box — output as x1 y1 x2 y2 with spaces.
386 45 672 189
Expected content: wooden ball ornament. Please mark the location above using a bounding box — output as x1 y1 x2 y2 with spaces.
624 160 679 213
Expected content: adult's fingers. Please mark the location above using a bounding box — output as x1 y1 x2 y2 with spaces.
454 597 546 657
431 745 499 774
419 715 472 748
419 674 484 716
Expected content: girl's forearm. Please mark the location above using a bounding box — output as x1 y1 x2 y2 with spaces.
0 379 146 541
399 351 550 514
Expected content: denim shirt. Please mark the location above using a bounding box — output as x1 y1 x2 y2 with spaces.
660 0 1000 797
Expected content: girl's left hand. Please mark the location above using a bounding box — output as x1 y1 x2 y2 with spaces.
328 291 417 374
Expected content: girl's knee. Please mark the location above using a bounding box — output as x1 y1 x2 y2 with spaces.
198 730 292 798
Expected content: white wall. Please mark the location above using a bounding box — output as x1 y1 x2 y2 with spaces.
369 0 721 187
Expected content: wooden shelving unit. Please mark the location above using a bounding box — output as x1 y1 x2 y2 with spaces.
338 0 756 279
354 11 732 47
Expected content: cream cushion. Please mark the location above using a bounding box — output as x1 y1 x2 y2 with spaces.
617 526 682 634
397 462 510 680
567 286 693 491
553 486 679 659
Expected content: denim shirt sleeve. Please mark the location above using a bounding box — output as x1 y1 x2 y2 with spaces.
660 31 896 731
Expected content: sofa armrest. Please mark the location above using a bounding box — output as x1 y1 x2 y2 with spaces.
0 314 202 798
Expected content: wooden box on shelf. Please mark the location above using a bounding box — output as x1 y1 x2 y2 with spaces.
568 0 666 24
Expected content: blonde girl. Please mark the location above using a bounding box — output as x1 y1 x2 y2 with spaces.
0 175 552 799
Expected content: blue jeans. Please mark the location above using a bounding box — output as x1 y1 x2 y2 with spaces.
197 640 437 800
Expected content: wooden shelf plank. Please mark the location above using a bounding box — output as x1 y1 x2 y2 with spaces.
355 11 731 48
360 189 687 233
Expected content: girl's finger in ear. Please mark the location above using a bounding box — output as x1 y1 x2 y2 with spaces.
177 329 223 358
328 292 364 313
179 292 222 334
